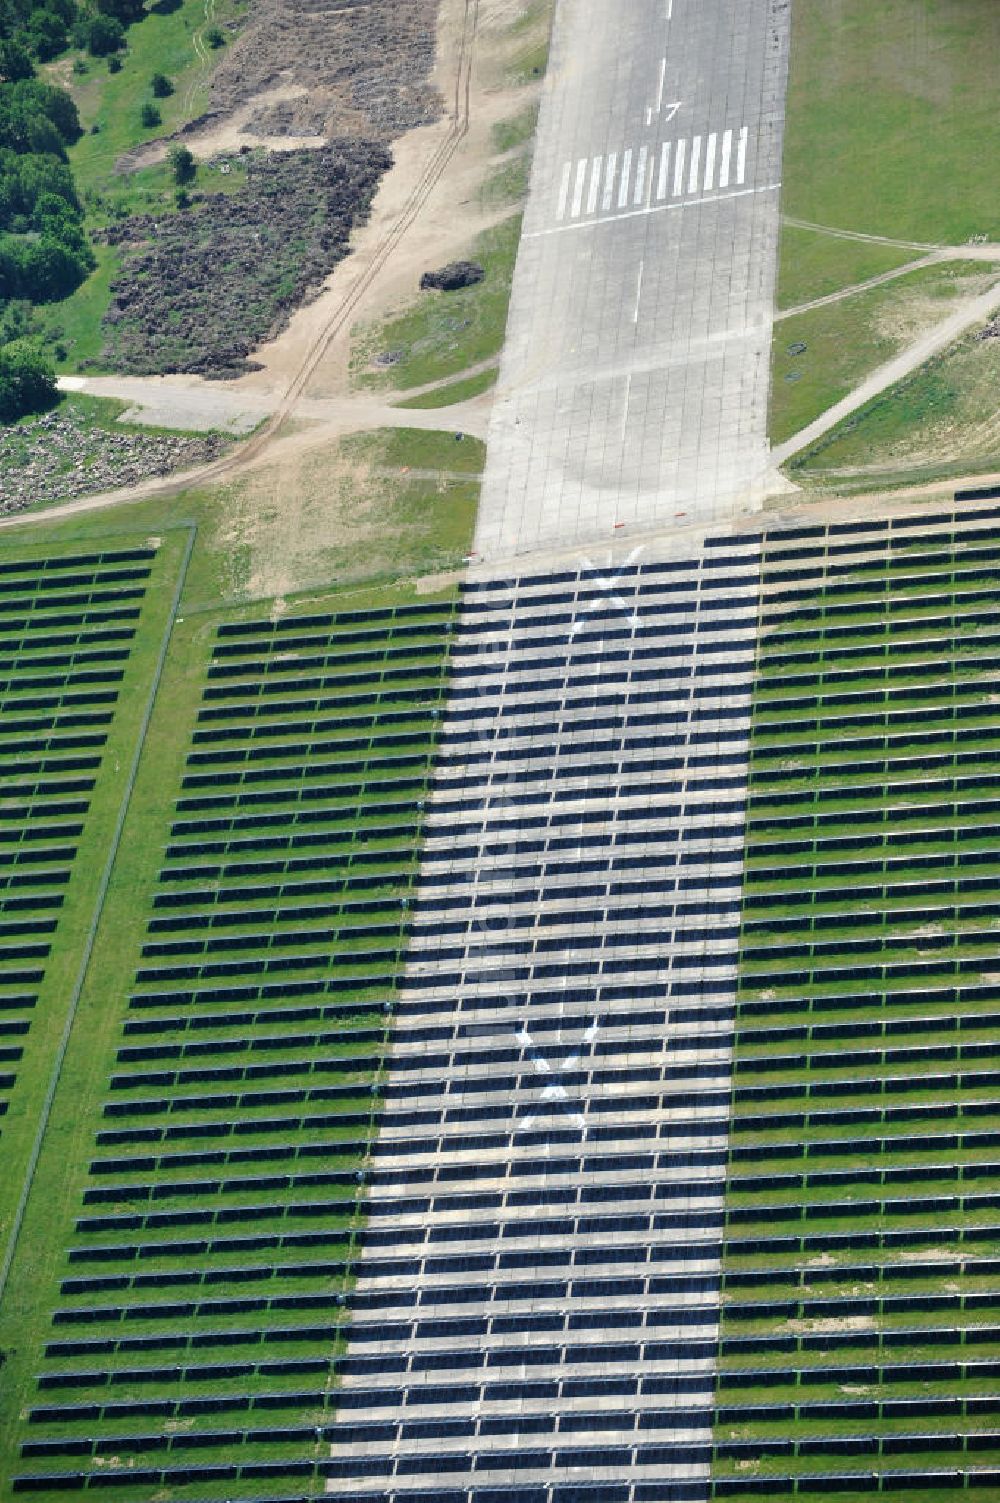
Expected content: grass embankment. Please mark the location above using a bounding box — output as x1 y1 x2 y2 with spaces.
712 524 1000 1494
773 0 1000 470
786 330 1000 485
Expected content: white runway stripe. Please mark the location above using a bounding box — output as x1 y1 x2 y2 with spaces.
619 148 633 208
556 161 572 220
571 158 588 218
704 132 717 192
602 153 617 213
687 135 702 194
673 137 686 196
719 129 733 188
657 141 671 200
555 122 749 221
634 145 649 206
587 155 602 215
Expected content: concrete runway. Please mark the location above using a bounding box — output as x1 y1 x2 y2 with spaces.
476 0 792 563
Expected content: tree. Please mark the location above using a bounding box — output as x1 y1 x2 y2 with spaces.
0 39 34 82
139 100 159 128
150 70 172 97
21 9 68 60
86 12 122 54
96 0 145 24
204 24 224 46
0 337 56 420
168 142 194 184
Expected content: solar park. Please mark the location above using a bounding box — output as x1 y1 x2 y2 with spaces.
0 500 995 1501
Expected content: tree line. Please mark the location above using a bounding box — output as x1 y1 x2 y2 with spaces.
0 0 156 417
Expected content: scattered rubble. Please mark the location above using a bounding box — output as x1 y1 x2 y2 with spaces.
0 410 228 515
211 0 441 142
96 143 392 379
420 261 486 292
976 315 1000 341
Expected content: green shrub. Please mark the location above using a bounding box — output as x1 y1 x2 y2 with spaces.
205 24 224 46
150 70 172 97
87 12 122 53
139 100 160 128
0 337 56 420
168 143 195 184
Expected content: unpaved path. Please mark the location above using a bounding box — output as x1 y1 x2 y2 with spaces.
0 391 492 533
781 215 945 253
772 276 1000 466
777 243 1000 322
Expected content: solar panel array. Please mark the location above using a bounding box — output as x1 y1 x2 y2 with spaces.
716 507 1000 1497
320 546 762 1503
0 542 158 1235
11 598 458 1498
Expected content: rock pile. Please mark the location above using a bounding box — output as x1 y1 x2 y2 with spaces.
97 143 392 379
212 0 441 141
420 261 485 292
0 410 228 516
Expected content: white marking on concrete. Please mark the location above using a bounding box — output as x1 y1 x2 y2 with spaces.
687 134 702 194
736 125 748 184
634 144 649 206
655 56 666 114
570 157 588 218
587 155 602 215
704 131 717 191
621 372 632 440
633 259 645 324
719 129 733 188
618 147 633 208
524 182 782 239
673 136 686 196
556 161 572 220
657 141 672 200
602 152 617 213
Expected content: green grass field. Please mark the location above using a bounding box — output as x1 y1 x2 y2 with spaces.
773 0 1000 463
770 261 1000 446
393 366 499 409
51 0 244 203
787 328 1000 483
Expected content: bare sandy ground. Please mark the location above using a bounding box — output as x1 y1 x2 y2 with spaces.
234 0 543 404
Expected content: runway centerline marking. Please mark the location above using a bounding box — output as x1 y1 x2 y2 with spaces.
527 181 781 239
633 259 645 324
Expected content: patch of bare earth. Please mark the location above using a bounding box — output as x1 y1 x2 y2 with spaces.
235 0 551 403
